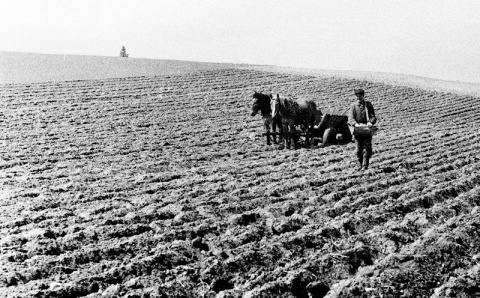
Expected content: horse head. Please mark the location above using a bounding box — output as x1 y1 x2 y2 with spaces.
251 92 261 116
252 92 273 117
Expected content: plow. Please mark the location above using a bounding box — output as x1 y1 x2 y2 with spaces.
265 112 353 148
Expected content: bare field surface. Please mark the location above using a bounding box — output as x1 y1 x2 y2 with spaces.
0 51 246 85
250 65 480 98
1 68 480 298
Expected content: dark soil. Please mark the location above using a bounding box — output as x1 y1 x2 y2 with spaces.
1 68 480 297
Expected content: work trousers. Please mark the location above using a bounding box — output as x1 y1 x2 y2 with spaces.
356 135 373 165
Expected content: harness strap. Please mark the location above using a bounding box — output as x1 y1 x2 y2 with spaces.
365 103 370 122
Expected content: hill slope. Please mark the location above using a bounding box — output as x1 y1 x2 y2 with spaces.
0 51 247 84
4 51 480 97
0 65 480 297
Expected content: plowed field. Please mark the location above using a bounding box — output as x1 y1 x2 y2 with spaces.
1 68 480 298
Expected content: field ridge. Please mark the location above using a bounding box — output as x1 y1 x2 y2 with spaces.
1 65 479 297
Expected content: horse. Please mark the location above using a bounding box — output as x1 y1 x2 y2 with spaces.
271 94 317 149
251 92 283 145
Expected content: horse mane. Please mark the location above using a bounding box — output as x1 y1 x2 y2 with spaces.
253 92 271 102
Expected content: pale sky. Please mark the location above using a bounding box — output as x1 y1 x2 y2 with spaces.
2 0 480 82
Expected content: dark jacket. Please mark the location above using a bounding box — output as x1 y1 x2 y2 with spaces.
348 100 377 126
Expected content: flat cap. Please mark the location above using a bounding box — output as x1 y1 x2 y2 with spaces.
354 88 364 95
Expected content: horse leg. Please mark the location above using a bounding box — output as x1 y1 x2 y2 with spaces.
269 118 277 144
277 120 284 144
272 124 277 144
262 118 271 145
289 122 297 149
305 120 312 147
283 122 291 149
307 117 316 147
265 123 271 146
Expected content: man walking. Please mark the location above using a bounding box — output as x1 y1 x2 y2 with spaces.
348 88 377 170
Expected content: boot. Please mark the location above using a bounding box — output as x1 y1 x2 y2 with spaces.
363 157 370 170
357 157 364 171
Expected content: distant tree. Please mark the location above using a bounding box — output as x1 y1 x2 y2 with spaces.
120 46 129 57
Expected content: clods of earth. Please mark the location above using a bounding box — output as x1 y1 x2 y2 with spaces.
1 68 480 297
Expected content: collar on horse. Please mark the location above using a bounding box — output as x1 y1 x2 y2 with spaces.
256 94 272 117
279 97 295 115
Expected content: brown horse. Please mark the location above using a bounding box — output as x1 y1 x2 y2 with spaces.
251 92 283 145
271 94 317 149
